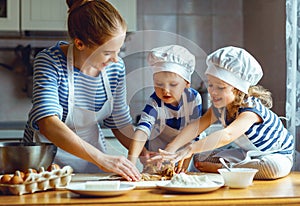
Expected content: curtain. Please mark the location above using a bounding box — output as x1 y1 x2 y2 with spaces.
286 0 299 156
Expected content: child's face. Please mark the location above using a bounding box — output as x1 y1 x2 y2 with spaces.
206 75 236 108
153 71 189 106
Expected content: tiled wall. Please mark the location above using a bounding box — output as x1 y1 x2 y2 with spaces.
243 0 286 117
0 49 32 124
126 0 285 121
127 0 244 121
0 0 286 127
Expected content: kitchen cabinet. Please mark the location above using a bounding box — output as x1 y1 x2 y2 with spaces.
0 0 136 32
21 0 68 31
0 0 20 31
21 0 136 32
108 0 137 31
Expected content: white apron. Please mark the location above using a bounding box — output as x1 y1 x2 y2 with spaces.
34 44 113 173
147 92 190 152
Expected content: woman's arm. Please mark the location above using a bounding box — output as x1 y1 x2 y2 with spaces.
38 116 141 181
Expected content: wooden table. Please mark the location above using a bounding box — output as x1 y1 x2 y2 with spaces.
1 172 300 205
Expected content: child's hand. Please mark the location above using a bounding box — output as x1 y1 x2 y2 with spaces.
147 144 193 165
174 159 186 173
139 149 158 166
174 157 192 173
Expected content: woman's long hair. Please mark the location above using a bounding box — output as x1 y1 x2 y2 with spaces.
66 0 127 47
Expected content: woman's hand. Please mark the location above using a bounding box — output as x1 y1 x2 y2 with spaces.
98 153 141 181
38 116 141 181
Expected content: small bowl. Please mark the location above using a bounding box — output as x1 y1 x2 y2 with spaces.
218 168 258 188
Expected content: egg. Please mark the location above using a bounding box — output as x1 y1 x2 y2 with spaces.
22 169 35 181
19 171 25 179
27 168 38 174
47 163 61 171
38 167 45 173
9 171 24 184
0 174 12 184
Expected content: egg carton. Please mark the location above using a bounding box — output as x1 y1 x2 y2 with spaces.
0 165 73 195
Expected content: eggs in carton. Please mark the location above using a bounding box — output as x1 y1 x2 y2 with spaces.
0 164 73 195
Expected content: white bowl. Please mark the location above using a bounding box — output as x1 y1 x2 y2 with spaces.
218 168 258 188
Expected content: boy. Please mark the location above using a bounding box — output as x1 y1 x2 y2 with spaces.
128 45 202 172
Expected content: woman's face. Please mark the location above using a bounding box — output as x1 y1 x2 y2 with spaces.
153 71 189 106
206 75 235 108
80 31 126 72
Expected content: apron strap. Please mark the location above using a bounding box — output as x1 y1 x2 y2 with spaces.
101 69 113 101
66 44 75 125
182 91 189 127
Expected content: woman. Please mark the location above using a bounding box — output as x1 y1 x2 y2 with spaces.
150 46 294 180
23 0 140 181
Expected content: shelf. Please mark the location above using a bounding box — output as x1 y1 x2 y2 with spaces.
0 36 68 49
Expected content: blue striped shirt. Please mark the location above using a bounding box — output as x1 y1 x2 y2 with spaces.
137 88 202 139
24 41 132 140
213 96 294 154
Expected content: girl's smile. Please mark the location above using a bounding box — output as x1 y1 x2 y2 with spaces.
206 74 235 108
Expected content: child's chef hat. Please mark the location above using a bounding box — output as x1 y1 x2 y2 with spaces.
147 45 195 83
205 46 263 94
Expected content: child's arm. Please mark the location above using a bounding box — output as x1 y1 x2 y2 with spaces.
175 156 193 173
190 111 262 154
150 110 262 165
165 107 217 153
127 129 148 165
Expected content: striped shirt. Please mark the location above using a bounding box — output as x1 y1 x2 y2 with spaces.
137 88 202 139
212 96 294 155
24 41 132 141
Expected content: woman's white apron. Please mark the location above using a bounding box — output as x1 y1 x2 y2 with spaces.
34 44 113 173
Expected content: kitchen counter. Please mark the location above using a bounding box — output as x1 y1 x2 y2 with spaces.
1 172 300 205
0 128 114 140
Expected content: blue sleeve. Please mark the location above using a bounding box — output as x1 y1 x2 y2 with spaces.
28 51 65 130
136 96 159 137
188 88 203 120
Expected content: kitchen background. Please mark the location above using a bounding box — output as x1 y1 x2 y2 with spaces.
0 0 298 169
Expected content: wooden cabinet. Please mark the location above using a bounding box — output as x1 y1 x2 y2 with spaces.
0 0 20 31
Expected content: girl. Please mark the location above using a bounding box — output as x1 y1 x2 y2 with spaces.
152 46 294 179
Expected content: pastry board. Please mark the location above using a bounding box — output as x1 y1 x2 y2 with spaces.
71 172 224 189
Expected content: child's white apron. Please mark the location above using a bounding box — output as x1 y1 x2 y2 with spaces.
147 92 190 152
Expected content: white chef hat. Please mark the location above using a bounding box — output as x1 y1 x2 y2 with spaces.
205 46 263 94
147 45 195 83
